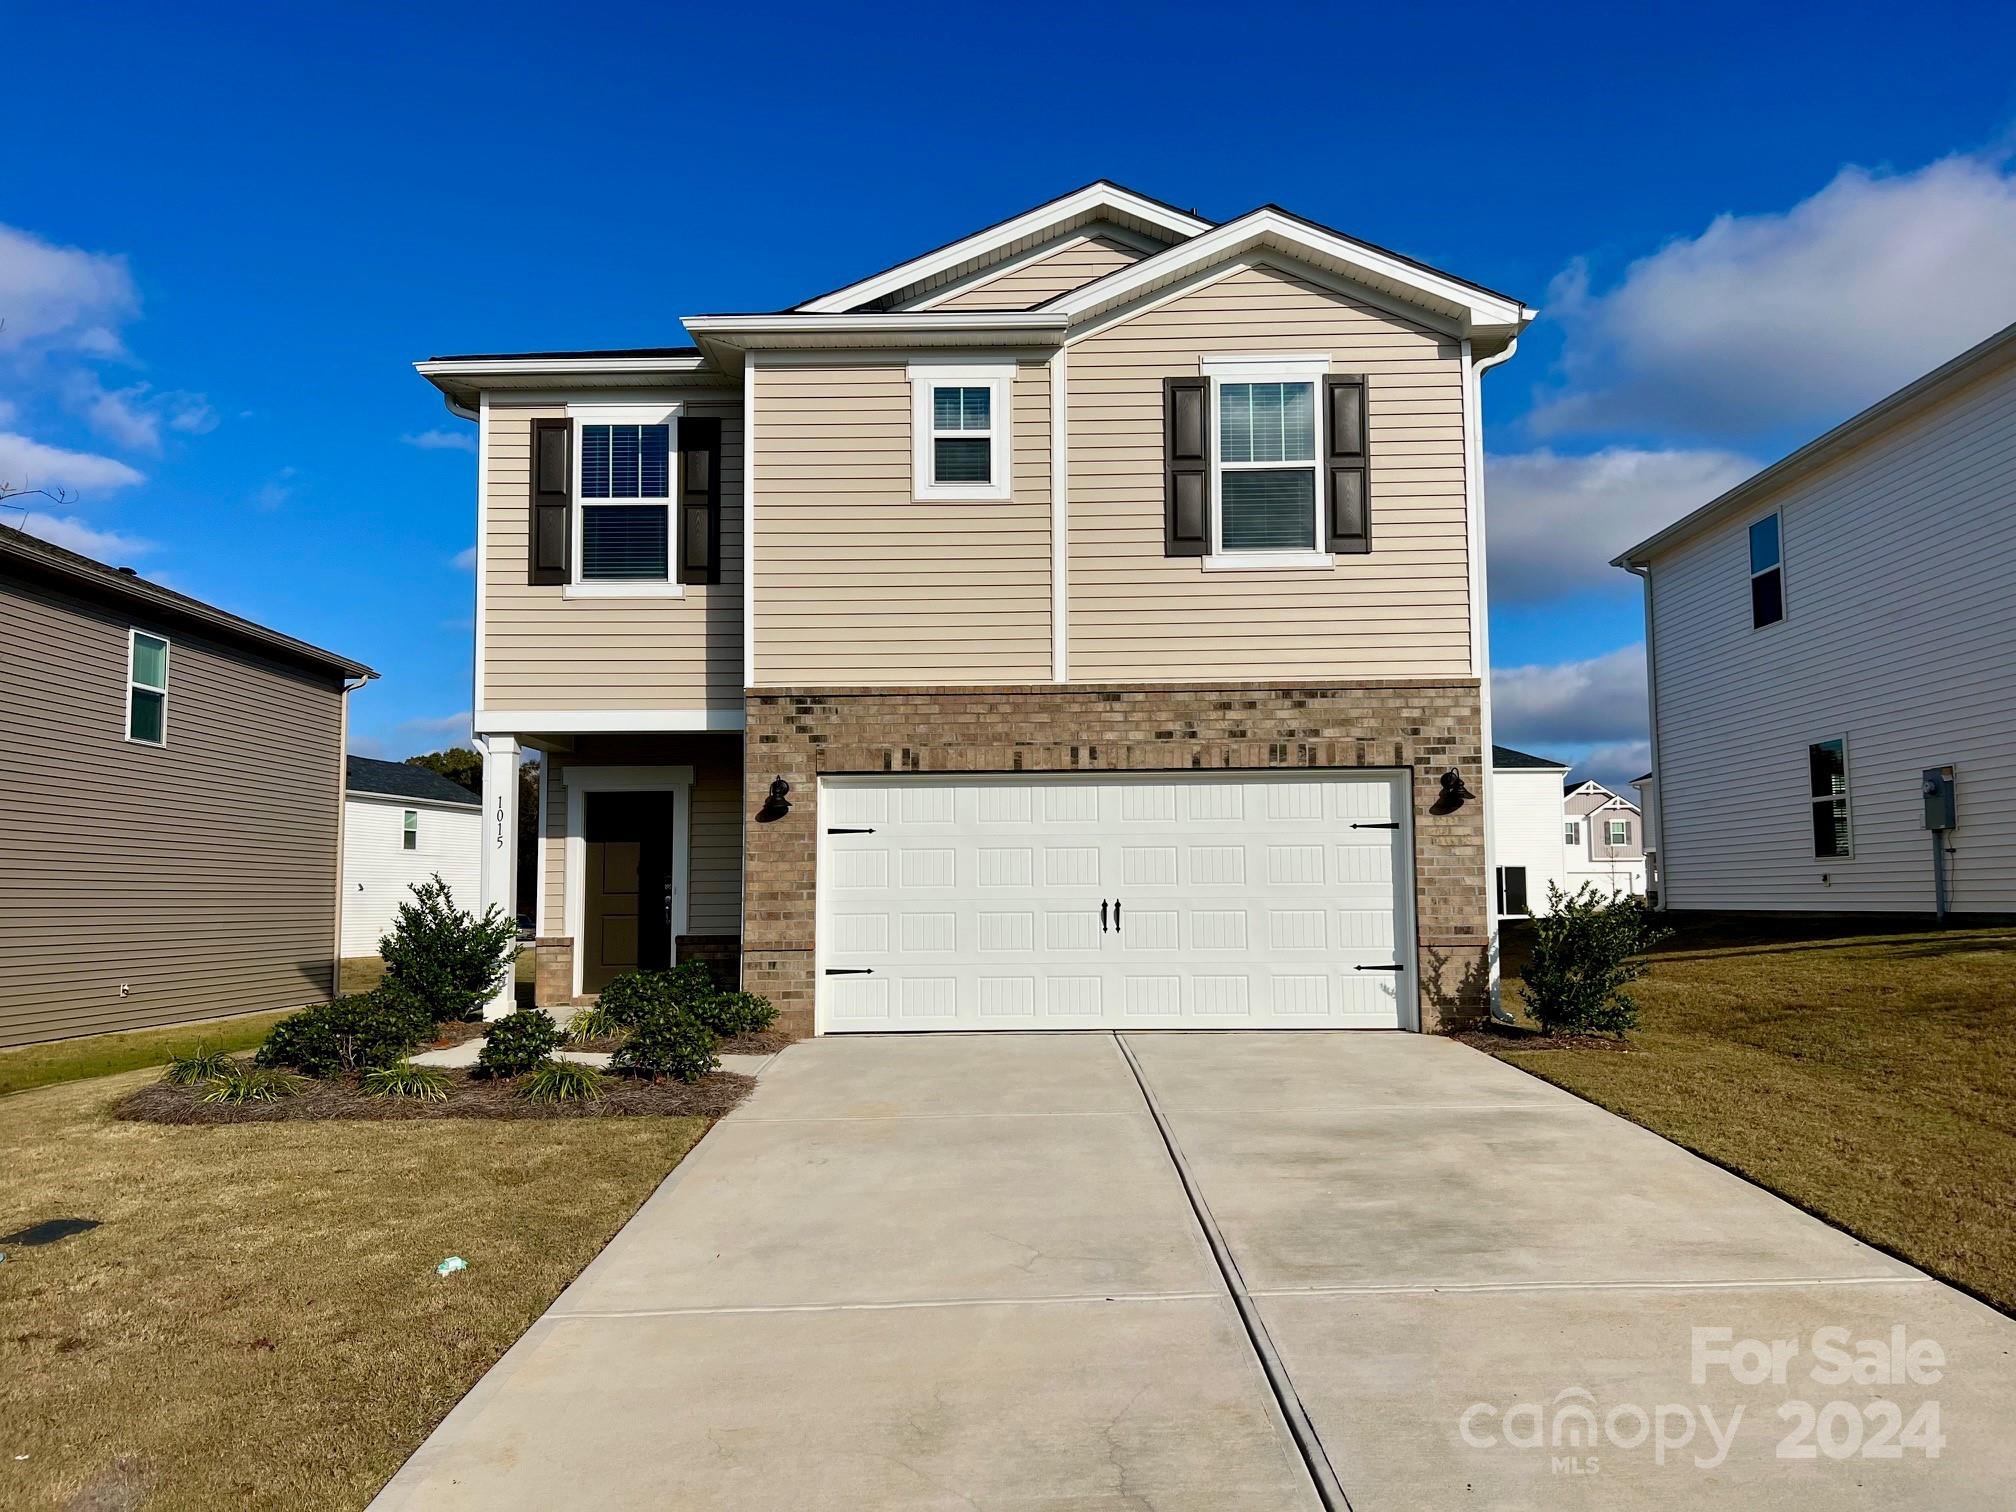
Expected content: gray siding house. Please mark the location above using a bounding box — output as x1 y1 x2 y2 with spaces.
0 526 374 1046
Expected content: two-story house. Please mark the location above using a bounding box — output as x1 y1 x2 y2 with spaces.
1617 320 2016 916
417 183 1534 1034
1562 779 1647 899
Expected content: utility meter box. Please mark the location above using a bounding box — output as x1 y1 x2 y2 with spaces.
1922 766 1957 832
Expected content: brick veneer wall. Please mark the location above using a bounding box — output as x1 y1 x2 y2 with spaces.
741 681 1490 1038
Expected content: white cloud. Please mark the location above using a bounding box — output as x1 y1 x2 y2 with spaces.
0 223 137 356
1533 153 2016 439
252 465 298 511
403 429 476 453
1486 447 1757 603
0 431 146 493
398 711 474 747
1492 644 1647 749
450 544 478 571
1570 740 1653 791
63 374 218 453
12 512 156 561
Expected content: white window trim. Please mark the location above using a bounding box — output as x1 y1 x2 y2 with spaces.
1749 509 1785 629
562 765 694 999
1809 736 1854 861
126 628 169 747
1199 354 1333 571
908 362 1013 502
1605 819 1630 846
568 401 684 596
403 809 420 851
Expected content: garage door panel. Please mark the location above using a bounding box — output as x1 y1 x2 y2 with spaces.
819 771 1413 1032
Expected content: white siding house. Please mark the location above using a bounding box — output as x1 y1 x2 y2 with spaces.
1491 746 1570 918
1618 321 2016 915
341 757 482 956
1563 781 1647 899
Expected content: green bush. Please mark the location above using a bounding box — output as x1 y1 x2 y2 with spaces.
163 1046 236 1085
690 990 776 1039
361 1061 451 1102
518 1060 606 1103
612 1004 719 1084
377 874 519 1023
476 1008 562 1079
255 993 431 1078
199 1066 303 1104
1522 884 1672 1037
564 1004 624 1045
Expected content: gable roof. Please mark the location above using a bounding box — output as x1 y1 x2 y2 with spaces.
346 755 480 806
1493 744 1570 770
0 524 374 681
1615 319 2016 567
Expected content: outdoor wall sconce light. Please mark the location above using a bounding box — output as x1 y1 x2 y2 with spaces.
1431 768 1476 816
757 777 792 823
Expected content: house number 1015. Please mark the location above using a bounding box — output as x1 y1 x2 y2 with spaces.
494 796 507 848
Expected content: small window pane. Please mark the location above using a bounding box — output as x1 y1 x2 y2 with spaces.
582 505 669 579
1812 798 1851 857
1751 568 1784 628
132 633 168 689
638 425 670 496
579 423 668 500
933 387 989 432
1749 515 1781 574
1607 820 1630 845
1565 822 1579 844
1220 383 1315 464
1221 469 1316 550
1808 740 1846 799
933 436 991 484
581 425 612 498
129 688 165 743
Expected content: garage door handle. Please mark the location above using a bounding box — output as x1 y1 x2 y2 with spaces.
824 968 874 976
826 827 876 835
1354 963 1405 972
1100 900 1108 933
1114 900 1122 933
1351 822 1400 830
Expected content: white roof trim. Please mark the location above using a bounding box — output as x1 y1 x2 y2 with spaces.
1047 208 1534 334
795 183 1210 315
684 311 1067 338
415 354 713 381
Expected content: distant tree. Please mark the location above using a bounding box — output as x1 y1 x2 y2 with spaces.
404 746 541 922
406 747 481 793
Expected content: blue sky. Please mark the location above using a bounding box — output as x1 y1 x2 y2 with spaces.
7 0 2016 784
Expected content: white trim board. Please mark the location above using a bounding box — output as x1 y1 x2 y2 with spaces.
563 764 695 999
473 707 747 734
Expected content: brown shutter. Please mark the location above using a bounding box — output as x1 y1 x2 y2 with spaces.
1164 377 1209 557
678 416 722 585
528 418 571 585
1324 375 1370 554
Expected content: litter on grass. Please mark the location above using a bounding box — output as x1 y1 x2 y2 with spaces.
436 1256 468 1277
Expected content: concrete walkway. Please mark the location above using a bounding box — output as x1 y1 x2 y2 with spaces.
374 1033 2016 1510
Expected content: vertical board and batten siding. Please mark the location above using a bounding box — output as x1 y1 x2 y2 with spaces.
1490 768 1570 915
340 797 481 956
481 399 744 711
751 360 1052 684
931 235 1147 311
0 573 344 1046
1649 357 2016 912
539 735 744 936
1066 263 1472 680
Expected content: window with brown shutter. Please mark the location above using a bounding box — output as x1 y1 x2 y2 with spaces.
529 418 571 585
1323 374 1370 554
1163 377 1209 556
679 416 722 585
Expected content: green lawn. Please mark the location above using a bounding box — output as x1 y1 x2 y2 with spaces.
1494 914 2016 1314
0 1011 294 1099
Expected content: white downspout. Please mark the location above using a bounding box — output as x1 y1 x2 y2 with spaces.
1626 560 1667 908
1467 336 1519 1022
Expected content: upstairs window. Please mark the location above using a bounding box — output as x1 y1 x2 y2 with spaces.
1606 818 1630 846
578 418 672 582
1217 380 1318 552
1564 820 1581 845
127 630 169 745
403 810 419 851
910 365 1012 501
1749 513 1784 628
1809 738 1851 857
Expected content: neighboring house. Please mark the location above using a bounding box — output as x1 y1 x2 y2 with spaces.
1630 772 1659 900
416 181 1534 1033
0 524 373 1047
1618 321 2016 915
1563 779 1648 899
1491 745 1571 919
341 756 482 956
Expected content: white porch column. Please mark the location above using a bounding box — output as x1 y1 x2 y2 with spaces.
477 735 521 1019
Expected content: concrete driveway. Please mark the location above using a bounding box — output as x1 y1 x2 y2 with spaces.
374 1034 2016 1510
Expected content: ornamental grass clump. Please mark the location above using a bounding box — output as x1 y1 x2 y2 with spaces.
163 1046 236 1085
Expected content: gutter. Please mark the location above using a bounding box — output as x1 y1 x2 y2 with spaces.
1467 336 1521 1025
1625 561 1667 909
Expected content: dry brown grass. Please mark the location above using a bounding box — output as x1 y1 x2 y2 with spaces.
1494 914 2016 1313
0 1069 706 1510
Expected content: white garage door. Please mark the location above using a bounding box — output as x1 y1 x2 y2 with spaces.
816 770 1414 1032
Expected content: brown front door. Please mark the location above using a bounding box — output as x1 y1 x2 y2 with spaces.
582 791 676 993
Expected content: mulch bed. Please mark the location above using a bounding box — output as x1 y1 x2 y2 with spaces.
1451 1022 1635 1055
426 1021 489 1049
564 1027 796 1057
114 1068 753 1124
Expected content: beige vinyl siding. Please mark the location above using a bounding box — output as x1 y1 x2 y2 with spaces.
0 571 344 1046
932 234 1147 311
751 360 1052 685
538 734 742 939
481 399 744 712
1067 262 1472 681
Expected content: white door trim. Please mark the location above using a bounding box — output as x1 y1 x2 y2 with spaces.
563 764 694 999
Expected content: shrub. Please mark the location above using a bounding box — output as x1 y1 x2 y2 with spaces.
518 1060 607 1103
361 1061 451 1102
1522 884 1672 1037
164 1046 236 1085
476 1008 562 1079
376 875 519 1023
564 1004 624 1045
612 1004 719 1084
255 993 431 1078
595 961 715 1028
689 990 776 1040
199 1066 303 1104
